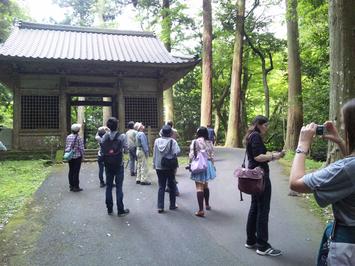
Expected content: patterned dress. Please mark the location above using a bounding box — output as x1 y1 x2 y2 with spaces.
189 137 216 183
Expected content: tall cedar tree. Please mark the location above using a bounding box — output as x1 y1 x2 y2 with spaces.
284 0 303 151
327 0 355 163
201 0 213 127
161 0 175 123
225 0 245 147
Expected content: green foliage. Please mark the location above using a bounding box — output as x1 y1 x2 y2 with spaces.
43 136 62 162
0 160 51 226
174 67 202 142
0 84 13 127
299 0 329 160
0 0 29 43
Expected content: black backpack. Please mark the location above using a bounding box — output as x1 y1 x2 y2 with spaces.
101 132 123 169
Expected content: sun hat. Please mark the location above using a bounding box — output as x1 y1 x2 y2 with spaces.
134 122 143 131
71 123 81 132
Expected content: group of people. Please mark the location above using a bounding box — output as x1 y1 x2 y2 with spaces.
64 118 217 218
64 97 355 264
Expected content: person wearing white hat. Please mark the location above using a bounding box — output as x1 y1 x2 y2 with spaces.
65 123 85 192
135 122 150 185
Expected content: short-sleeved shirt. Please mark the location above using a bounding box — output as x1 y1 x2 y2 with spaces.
303 157 355 226
65 133 85 159
246 131 269 172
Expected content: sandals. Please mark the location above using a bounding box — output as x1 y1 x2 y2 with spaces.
195 211 205 217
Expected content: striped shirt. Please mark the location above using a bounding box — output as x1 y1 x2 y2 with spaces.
65 133 85 159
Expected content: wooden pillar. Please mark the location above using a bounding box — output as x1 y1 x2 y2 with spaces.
59 75 67 147
77 97 85 140
117 78 125 131
12 75 20 150
102 97 112 126
147 126 153 155
157 80 164 128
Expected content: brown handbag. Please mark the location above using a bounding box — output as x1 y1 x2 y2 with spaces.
234 148 265 201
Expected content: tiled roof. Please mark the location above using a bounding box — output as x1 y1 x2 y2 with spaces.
0 21 195 65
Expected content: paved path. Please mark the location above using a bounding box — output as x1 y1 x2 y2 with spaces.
0 148 323 266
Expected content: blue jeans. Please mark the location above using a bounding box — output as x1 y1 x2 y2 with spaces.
97 156 105 183
156 169 176 209
246 173 271 249
105 165 125 212
128 147 137 175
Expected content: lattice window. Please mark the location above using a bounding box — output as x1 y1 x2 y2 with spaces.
125 97 158 128
21 96 59 129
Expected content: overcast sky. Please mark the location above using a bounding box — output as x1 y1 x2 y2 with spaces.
22 0 286 39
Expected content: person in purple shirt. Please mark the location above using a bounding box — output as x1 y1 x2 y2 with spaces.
65 123 85 192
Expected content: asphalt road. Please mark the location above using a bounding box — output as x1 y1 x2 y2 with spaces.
1 148 323 266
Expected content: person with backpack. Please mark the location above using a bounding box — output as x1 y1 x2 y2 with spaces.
243 115 284 256
100 117 129 216
135 122 150 185
153 125 180 213
65 123 85 192
189 126 216 217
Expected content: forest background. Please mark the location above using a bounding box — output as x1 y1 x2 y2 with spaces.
0 0 330 160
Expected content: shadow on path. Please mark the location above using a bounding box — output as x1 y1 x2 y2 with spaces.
0 148 323 266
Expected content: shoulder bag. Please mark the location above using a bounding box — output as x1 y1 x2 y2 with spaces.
63 135 78 161
234 133 265 200
190 140 208 174
161 140 179 169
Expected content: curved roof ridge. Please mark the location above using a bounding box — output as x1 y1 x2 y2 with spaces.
18 21 155 38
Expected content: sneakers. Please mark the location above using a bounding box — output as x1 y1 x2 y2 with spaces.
117 209 130 217
100 182 106 188
244 243 257 249
256 247 282 257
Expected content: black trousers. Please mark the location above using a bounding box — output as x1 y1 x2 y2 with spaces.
68 157 82 188
246 173 271 249
156 169 176 209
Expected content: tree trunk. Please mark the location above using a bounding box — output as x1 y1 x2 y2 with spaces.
240 49 250 142
215 86 229 144
77 97 85 142
225 0 245 147
327 0 355 163
245 34 273 118
103 97 112 126
162 0 174 122
284 0 303 151
201 0 213 127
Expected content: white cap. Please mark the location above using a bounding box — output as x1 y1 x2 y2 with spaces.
71 123 81 132
134 122 143 131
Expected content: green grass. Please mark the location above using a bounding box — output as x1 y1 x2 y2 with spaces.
0 160 52 227
279 151 332 223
